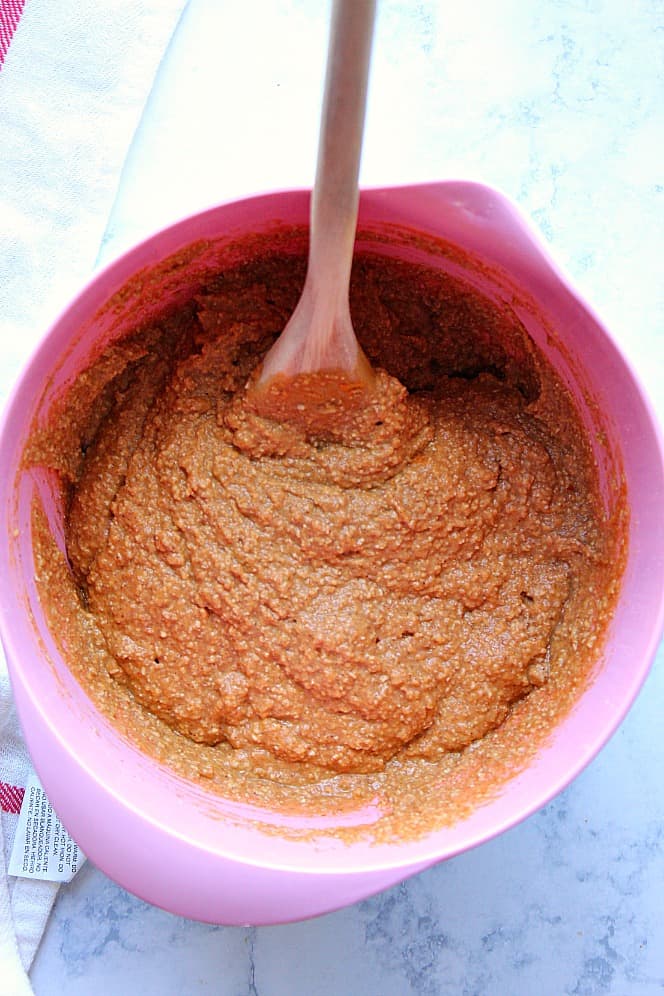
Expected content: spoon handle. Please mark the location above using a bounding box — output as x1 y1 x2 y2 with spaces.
256 0 376 382
309 0 377 299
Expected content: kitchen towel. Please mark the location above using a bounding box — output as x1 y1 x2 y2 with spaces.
0 678 57 996
0 0 187 991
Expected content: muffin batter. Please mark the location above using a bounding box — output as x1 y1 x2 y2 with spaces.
30 244 624 834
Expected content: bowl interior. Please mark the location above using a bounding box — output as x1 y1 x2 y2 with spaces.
1 183 663 874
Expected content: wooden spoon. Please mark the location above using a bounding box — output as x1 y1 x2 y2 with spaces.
255 0 377 397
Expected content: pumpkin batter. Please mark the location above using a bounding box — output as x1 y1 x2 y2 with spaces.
30 244 624 836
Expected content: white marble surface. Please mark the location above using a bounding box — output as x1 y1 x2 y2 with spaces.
8 0 664 992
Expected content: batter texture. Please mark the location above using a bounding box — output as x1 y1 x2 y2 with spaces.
30 246 623 833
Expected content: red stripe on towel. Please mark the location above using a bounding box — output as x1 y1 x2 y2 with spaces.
0 0 26 69
0 779 25 814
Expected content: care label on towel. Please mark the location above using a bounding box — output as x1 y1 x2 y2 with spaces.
8 773 85 882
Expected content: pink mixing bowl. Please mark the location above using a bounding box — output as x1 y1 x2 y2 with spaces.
1 183 663 925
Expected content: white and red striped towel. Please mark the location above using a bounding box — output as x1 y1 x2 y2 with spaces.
0 690 59 996
0 1 185 991
0 1 25 68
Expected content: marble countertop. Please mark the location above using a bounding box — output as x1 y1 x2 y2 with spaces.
11 0 664 992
